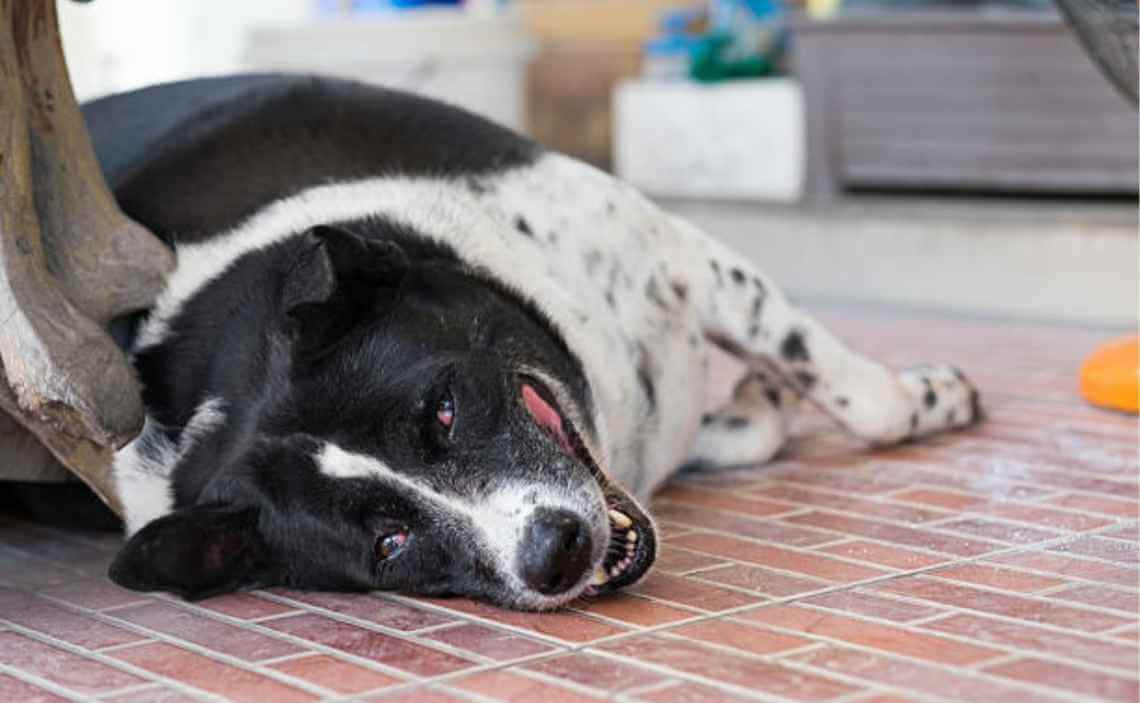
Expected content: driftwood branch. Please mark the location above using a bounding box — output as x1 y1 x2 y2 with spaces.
0 0 173 516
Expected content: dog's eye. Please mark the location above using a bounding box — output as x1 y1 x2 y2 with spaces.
375 530 407 560
436 394 455 430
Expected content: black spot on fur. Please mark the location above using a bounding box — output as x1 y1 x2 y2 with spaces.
514 216 533 237
765 387 781 408
645 277 669 310
709 260 723 285
794 371 817 389
835 396 849 408
923 389 937 409
781 331 810 363
583 249 603 275
752 276 766 292
605 291 616 308
547 231 559 245
701 413 714 426
748 323 760 338
730 267 746 284
969 388 983 423
635 344 657 413
725 415 750 429
751 295 765 319
465 176 488 195
671 281 688 301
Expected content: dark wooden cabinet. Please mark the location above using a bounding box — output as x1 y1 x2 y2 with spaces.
794 12 1139 197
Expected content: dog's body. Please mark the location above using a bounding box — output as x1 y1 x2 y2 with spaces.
91 75 979 609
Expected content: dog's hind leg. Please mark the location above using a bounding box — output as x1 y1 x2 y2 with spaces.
666 216 981 446
686 369 799 470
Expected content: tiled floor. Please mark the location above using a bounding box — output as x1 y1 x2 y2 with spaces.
1 308 1137 702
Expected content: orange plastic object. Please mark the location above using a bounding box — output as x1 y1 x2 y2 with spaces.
1079 335 1139 413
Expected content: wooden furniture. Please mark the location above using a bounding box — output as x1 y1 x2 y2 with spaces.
793 11 1139 198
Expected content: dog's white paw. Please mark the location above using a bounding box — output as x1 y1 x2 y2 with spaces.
899 365 982 438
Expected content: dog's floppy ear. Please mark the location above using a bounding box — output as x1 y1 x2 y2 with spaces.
282 225 409 358
108 505 275 600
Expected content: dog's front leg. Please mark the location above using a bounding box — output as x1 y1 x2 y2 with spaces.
666 216 981 446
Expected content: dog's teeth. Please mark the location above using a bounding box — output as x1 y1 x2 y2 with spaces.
626 530 638 543
608 509 633 529
590 567 610 586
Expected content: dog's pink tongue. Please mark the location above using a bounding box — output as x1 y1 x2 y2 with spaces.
522 384 573 454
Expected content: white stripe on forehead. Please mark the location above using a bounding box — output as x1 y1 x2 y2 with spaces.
315 441 603 609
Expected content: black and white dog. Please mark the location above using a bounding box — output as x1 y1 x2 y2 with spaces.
93 75 980 610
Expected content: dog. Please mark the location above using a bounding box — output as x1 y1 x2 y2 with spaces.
92 75 981 610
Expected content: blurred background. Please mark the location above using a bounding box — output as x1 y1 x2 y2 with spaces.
59 0 1138 327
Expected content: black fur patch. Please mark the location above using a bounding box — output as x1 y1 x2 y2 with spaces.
730 267 745 284
514 216 534 237
835 396 849 408
635 344 657 414
671 281 688 301
780 331 810 363
765 387 781 408
88 74 542 243
724 415 750 429
645 276 669 310
466 176 489 195
794 371 817 389
924 389 938 409
751 295 765 319
709 260 723 285
583 249 603 276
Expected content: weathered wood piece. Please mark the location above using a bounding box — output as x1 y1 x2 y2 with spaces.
0 0 173 515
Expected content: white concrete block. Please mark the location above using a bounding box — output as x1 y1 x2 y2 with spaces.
614 78 804 201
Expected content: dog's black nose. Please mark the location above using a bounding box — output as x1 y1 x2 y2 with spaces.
519 508 592 594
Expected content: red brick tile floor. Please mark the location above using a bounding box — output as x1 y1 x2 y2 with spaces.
1 307 1136 702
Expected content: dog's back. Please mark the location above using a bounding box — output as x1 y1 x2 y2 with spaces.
83 74 540 245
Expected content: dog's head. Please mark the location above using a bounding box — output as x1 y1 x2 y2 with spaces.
110 223 656 609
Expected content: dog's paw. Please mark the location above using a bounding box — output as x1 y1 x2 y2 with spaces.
899 365 982 438
686 396 790 470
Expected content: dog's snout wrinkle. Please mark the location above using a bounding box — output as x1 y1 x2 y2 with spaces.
518 507 592 595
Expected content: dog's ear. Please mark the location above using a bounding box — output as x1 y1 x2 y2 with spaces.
282 225 409 358
108 505 276 600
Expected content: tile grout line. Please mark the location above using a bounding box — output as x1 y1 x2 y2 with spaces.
36 603 363 701
768 649 1109 703
184 589 565 668
0 619 233 703
745 595 1140 678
